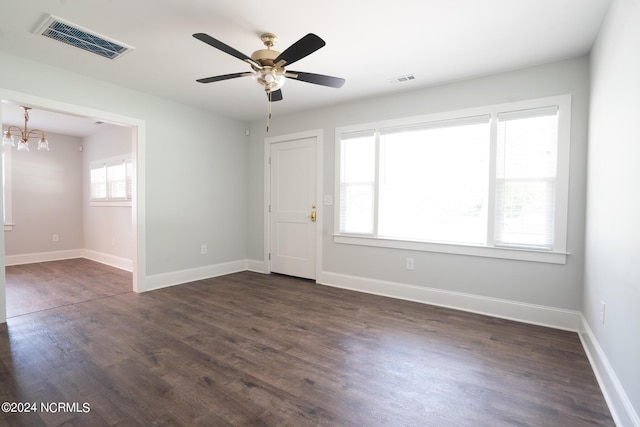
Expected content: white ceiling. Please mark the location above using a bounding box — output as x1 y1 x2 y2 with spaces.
0 0 611 126
1 101 122 137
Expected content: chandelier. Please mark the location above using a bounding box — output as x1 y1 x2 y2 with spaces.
2 106 50 151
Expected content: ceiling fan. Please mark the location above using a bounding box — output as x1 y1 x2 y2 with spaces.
193 32 346 103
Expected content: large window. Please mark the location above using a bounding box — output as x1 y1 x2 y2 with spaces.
336 95 571 263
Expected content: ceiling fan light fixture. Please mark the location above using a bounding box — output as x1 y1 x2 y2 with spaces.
256 68 286 92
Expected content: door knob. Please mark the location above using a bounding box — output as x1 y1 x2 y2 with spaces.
310 210 317 222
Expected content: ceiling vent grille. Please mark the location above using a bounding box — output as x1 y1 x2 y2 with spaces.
387 74 416 84
35 15 133 60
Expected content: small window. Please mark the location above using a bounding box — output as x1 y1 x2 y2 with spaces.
90 158 132 204
90 164 107 200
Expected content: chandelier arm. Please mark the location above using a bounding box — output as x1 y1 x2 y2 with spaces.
25 129 47 141
4 126 23 137
3 126 46 142
5 127 25 144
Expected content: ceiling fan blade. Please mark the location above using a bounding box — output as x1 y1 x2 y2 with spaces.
287 71 346 88
274 33 325 67
196 72 253 84
268 89 283 102
193 33 260 68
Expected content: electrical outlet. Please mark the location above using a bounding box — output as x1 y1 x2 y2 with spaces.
405 258 414 270
201 244 207 255
52 234 59 242
601 300 606 324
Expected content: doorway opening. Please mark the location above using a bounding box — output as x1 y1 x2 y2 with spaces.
0 92 145 321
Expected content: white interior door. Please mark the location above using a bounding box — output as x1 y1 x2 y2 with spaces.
269 136 317 279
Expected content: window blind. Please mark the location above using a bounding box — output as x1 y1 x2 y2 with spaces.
339 131 376 234
494 106 559 249
90 159 132 202
379 114 490 136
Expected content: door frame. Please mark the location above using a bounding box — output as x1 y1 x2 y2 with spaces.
264 129 323 280
0 89 146 323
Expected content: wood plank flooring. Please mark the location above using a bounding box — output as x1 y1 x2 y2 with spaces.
5 259 132 318
0 261 613 426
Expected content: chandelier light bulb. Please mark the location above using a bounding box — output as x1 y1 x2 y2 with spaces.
37 137 50 151
2 132 16 147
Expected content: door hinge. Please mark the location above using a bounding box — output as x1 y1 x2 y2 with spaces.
268 252 271 260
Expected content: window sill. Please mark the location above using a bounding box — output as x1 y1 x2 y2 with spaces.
333 234 568 264
90 201 132 207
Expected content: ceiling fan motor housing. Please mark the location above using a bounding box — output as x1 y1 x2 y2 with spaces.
250 48 280 67
251 43 286 92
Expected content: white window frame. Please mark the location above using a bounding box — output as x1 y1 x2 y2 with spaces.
89 157 133 207
334 95 571 264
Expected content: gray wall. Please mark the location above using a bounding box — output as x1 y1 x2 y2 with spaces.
82 125 133 263
3 123 135 267
586 0 640 422
0 50 249 305
4 131 83 255
248 56 590 311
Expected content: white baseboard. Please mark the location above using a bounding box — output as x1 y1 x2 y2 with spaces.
318 271 640 425
247 259 268 273
82 249 132 272
4 249 132 272
5 249 84 266
3 256 633 424
143 259 248 292
318 271 582 332
579 316 640 427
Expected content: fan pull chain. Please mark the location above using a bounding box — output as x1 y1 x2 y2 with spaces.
266 91 272 132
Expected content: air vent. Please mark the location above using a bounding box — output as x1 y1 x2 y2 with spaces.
387 74 416 84
35 15 133 60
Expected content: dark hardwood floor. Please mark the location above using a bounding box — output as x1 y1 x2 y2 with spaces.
1 261 613 426
5 258 132 318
